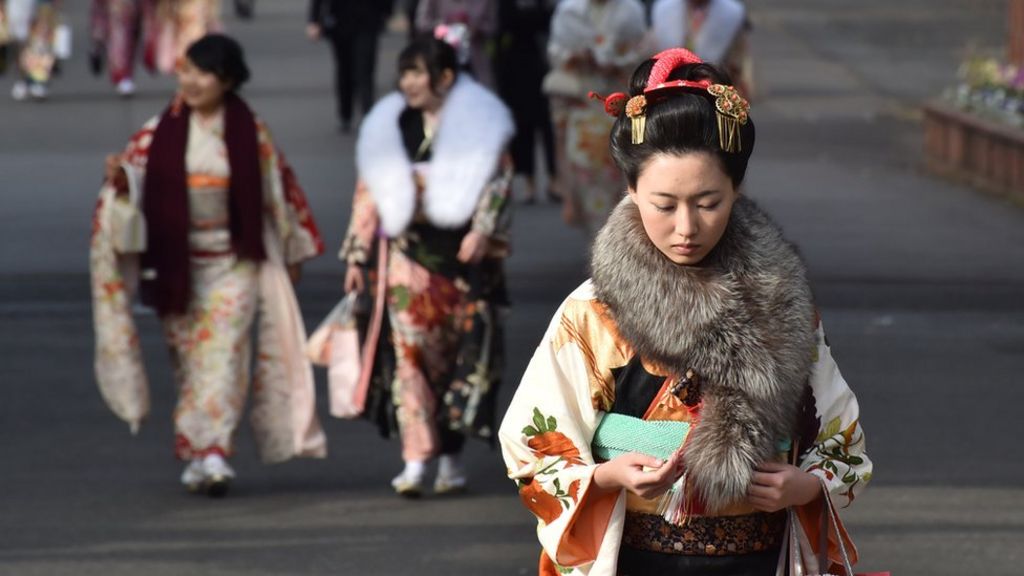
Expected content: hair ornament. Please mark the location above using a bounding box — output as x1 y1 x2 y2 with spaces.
625 95 648 144
620 47 752 150
433 23 471 66
707 83 750 153
589 91 629 117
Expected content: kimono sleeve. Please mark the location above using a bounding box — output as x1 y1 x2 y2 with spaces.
799 321 872 507
256 122 325 265
109 117 159 194
469 154 513 238
792 320 871 571
338 179 380 267
499 303 621 570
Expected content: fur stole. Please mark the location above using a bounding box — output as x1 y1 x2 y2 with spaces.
590 196 815 512
355 76 514 237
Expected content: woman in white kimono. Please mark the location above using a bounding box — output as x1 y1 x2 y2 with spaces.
92 34 326 497
650 0 754 97
500 49 871 575
543 0 647 236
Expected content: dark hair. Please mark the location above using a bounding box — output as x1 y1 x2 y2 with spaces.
610 60 755 189
185 34 251 91
397 35 460 93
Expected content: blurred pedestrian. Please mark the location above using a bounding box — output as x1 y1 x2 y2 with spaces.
496 0 561 204
650 0 753 97
501 49 871 576
144 0 222 75
5 0 63 101
234 0 253 20
415 0 496 87
89 0 142 97
91 34 327 497
307 0 393 133
339 33 513 497
544 0 647 236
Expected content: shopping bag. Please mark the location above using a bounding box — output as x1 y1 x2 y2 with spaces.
54 22 72 60
109 162 147 254
306 293 365 418
776 479 890 576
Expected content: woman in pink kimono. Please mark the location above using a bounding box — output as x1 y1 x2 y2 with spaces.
91 34 326 497
145 0 222 75
341 34 514 497
89 0 142 96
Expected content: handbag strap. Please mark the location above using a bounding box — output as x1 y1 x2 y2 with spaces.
352 236 388 411
818 477 855 575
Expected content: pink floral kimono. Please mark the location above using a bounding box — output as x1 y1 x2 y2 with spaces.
340 76 514 462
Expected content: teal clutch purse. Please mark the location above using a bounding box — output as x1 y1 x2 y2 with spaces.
591 413 690 462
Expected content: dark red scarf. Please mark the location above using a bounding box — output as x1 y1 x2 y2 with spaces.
141 92 266 316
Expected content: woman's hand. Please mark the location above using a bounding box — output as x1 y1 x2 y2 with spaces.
306 23 322 41
747 461 822 513
592 451 682 500
344 265 365 294
457 230 488 264
105 153 128 194
287 263 302 284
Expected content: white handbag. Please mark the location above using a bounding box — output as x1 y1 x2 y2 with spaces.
306 293 365 419
53 22 71 60
109 162 147 254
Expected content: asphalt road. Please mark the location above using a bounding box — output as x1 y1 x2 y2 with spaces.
1 1 1022 575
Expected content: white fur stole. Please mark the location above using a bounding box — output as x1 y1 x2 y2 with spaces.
355 76 514 237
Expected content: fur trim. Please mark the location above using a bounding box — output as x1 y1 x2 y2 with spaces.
590 196 815 512
355 77 514 237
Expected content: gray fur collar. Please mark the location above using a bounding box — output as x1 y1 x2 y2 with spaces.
591 196 815 512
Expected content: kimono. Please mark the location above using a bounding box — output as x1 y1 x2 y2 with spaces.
500 198 872 575
90 96 327 464
5 0 60 84
90 0 141 85
650 0 754 97
143 0 221 75
341 75 514 461
545 0 647 235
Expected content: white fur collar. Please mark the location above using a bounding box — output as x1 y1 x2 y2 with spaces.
355 76 514 237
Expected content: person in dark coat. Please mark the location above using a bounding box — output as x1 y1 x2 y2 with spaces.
307 0 395 132
496 0 561 204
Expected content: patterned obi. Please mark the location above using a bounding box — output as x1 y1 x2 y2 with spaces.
622 510 787 556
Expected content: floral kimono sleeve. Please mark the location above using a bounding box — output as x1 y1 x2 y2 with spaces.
792 320 872 571
499 300 622 571
256 121 324 265
470 154 514 238
800 321 872 507
338 179 379 267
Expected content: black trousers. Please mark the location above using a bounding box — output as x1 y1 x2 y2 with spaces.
328 28 378 124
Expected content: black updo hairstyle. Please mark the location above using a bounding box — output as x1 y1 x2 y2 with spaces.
185 34 251 91
397 34 460 94
610 60 755 189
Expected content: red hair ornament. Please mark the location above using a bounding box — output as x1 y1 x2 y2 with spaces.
591 47 751 149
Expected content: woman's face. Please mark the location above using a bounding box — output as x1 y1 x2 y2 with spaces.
177 57 230 113
629 152 738 266
399 57 452 111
